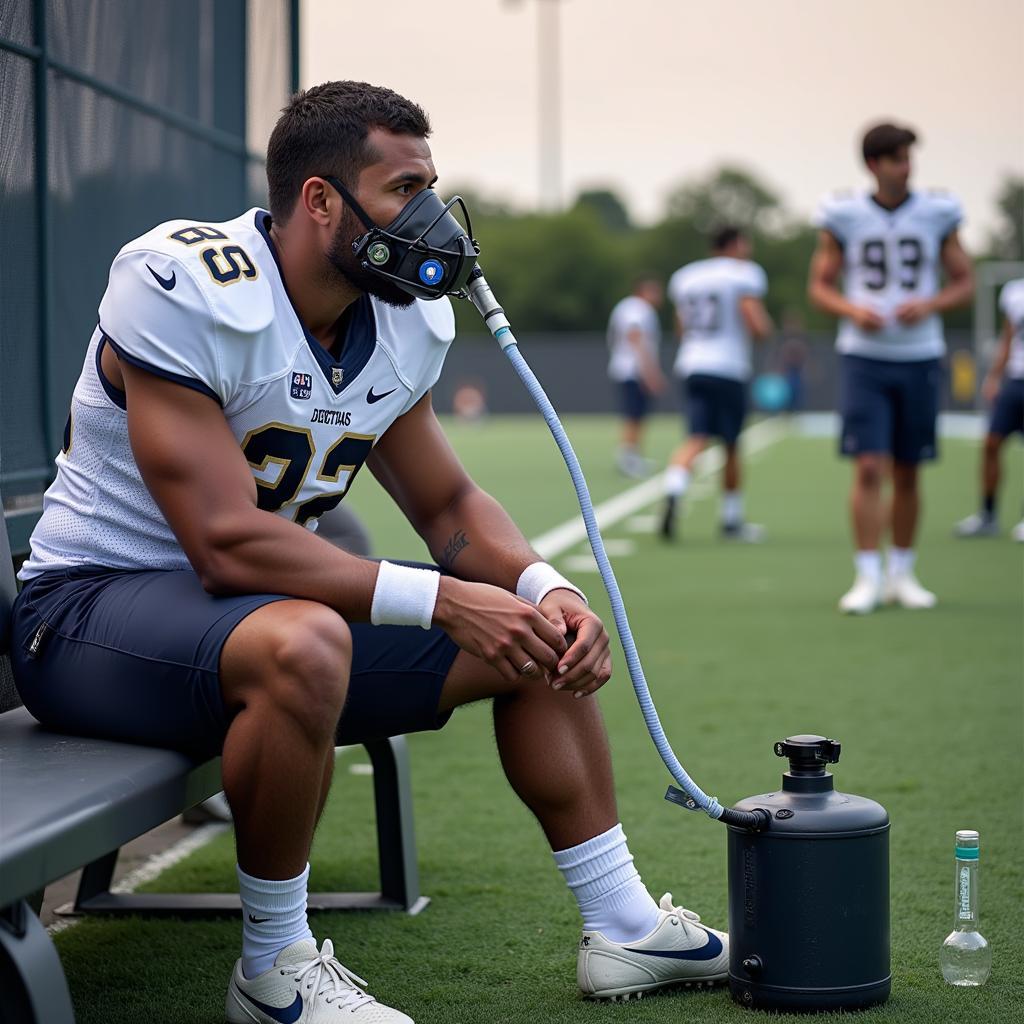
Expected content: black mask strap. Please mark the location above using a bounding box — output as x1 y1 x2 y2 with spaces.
322 175 377 231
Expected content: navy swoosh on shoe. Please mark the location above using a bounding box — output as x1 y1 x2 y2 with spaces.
237 989 303 1023
624 930 723 962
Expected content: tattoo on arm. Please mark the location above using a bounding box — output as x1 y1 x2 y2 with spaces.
441 528 470 569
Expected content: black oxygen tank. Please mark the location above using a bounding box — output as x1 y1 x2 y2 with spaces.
726 735 890 1012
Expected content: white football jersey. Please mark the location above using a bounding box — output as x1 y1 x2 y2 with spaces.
999 279 1024 380
668 257 767 381
606 295 660 382
815 190 962 361
20 209 455 580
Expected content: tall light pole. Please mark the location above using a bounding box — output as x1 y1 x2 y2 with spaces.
508 0 564 210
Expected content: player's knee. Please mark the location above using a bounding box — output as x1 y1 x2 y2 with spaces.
892 462 918 494
855 456 885 489
984 433 1003 455
263 605 352 736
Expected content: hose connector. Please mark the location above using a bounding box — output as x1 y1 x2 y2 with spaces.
467 266 517 348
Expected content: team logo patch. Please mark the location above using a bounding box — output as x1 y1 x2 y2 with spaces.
290 372 312 400
332 367 344 388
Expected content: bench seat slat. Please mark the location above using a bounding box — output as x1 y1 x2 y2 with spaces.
0 707 222 906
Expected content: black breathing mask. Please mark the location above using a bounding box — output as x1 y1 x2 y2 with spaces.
323 175 480 301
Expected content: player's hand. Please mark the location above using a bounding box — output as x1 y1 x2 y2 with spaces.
894 299 934 326
433 576 566 683
982 373 1001 405
644 370 668 396
850 306 886 332
538 590 612 698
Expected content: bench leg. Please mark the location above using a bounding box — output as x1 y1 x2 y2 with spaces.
0 900 76 1024
70 737 429 918
73 849 119 912
363 735 429 914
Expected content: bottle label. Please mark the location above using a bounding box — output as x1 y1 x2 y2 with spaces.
958 865 971 920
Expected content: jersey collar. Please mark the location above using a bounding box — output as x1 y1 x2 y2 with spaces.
868 190 915 216
254 211 377 396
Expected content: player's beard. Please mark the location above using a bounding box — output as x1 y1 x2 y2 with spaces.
325 208 416 309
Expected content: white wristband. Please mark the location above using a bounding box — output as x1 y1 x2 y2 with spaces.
370 560 441 629
516 561 587 607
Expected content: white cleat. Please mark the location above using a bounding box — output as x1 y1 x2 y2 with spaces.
838 574 881 615
721 521 766 544
226 939 413 1023
1012 520 1024 543
577 893 728 1001
882 571 937 610
953 513 999 538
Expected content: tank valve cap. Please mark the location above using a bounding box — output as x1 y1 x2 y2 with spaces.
741 955 763 976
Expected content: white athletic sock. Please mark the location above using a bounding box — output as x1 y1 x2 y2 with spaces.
887 547 915 577
665 466 690 498
552 823 661 943
237 863 315 980
854 550 882 583
722 490 743 526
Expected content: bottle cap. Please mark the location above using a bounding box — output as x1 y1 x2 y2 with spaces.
955 829 979 859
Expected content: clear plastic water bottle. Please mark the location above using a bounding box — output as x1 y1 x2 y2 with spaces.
939 830 991 986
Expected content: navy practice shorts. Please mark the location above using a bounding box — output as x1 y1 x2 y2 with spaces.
618 379 651 421
10 565 460 760
838 355 941 464
682 374 746 445
989 378 1024 438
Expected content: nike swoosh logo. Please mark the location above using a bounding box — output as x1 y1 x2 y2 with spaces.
237 989 302 1023
366 386 397 404
624 930 724 962
146 265 176 291
247 913 271 924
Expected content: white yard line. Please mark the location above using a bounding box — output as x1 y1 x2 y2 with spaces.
530 417 789 560
47 419 790 937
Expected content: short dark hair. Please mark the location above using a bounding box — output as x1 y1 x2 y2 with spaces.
862 122 917 163
266 80 431 223
711 225 744 252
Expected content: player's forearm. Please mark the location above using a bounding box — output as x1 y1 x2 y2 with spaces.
808 280 858 320
420 484 540 592
195 507 379 619
928 274 974 315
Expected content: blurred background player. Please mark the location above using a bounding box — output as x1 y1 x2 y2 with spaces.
661 226 772 540
954 276 1024 541
606 276 666 477
809 122 974 614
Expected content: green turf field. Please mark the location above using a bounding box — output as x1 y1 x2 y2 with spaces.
55 414 1023 1024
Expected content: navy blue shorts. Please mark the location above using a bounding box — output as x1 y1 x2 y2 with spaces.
839 355 941 463
10 565 460 760
619 379 651 421
682 374 746 445
989 378 1024 438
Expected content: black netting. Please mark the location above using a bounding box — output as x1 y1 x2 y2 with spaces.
1 0 290 542
0 656 21 713
47 0 245 134
48 73 250 429
0 49 47 493
0 0 33 47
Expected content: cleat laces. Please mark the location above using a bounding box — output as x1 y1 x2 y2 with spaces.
287 940 375 1011
658 893 703 928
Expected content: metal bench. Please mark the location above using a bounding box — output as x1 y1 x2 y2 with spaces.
0 492 428 1024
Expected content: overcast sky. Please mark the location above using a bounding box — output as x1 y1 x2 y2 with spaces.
303 0 1023 249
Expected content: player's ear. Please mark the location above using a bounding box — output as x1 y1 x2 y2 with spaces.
299 177 334 228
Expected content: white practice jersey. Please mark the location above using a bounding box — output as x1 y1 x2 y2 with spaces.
999 279 1024 380
668 257 767 381
607 295 660 382
20 209 455 580
815 190 962 361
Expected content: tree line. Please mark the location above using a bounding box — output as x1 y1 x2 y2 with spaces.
449 168 1024 337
